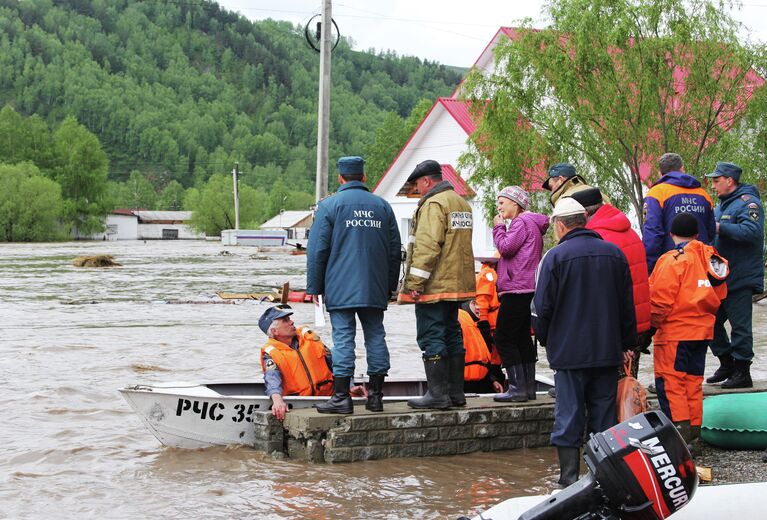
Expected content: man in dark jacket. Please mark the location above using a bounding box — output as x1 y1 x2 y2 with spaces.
705 162 764 389
307 156 402 414
533 197 636 487
642 153 716 273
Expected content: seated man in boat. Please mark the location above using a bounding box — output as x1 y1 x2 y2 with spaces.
459 300 503 394
258 306 365 421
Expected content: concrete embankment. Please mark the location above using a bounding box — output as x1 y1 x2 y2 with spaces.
252 381 767 464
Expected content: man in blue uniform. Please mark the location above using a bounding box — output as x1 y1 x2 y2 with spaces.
533 198 636 487
642 153 716 273
705 162 764 389
307 156 402 414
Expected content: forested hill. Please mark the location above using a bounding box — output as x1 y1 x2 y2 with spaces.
0 0 462 196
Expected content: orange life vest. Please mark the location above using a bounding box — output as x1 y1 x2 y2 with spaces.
260 328 334 396
459 309 491 382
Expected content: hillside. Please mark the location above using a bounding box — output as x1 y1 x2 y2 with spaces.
0 0 462 196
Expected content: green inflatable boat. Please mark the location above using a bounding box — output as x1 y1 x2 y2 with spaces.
702 392 767 449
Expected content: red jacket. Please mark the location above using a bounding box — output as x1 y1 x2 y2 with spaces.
587 204 651 334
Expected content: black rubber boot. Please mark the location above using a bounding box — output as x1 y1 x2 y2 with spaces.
721 359 753 389
556 447 580 487
316 376 353 414
524 362 537 400
408 356 451 409
494 364 528 402
365 374 385 412
706 353 734 384
674 420 692 444
448 354 466 407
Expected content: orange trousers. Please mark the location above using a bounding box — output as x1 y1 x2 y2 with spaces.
653 340 707 426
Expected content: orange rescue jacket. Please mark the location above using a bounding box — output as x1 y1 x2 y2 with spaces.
649 240 728 342
459 309 492 382
475 264 500 329
260 328 334 396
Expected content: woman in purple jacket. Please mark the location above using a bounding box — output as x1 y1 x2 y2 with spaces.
492 186 549 402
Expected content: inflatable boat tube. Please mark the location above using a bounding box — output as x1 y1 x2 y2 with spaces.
701 392 767 449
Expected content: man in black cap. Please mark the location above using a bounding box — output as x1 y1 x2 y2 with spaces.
542 162 602 206
398 159 476 409
307 156 401 414
705 162 764 388
258 306 365 421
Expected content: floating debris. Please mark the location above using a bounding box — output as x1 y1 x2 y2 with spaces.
219 250 233 256
73 255 121 267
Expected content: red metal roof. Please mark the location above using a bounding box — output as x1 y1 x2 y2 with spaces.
437 98 478 134
441 164 475 198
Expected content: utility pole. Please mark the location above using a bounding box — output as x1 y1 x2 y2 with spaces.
315 0 332 202
232 162 240 230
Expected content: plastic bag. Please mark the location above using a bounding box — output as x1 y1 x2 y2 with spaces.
617 355 648 423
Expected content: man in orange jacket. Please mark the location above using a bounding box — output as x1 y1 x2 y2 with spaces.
259 306 365 421
474 256 505 383
459 300 504 394
649 213 728 443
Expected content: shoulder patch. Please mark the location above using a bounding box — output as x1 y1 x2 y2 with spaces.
741 194 752 202
264 358 277 370
748 202 759 210
642 202 648 222
749 206 760 221
485 272 494 282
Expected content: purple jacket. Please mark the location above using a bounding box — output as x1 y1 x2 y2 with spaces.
493 211 549 294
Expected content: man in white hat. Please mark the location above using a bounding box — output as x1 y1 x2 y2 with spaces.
533 198 637 487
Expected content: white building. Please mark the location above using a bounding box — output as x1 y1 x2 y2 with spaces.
91 210 203 240
260 210 314 240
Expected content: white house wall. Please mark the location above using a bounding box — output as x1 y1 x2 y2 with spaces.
137 224 203 240
374 105 494 257
90 214 138 241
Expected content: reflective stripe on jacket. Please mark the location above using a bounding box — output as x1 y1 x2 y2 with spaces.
260 328 334 396
650 240 729 342
459 309 491 382
398 181 476 303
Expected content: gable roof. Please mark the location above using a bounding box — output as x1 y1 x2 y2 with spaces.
395 164 476 198
260 210 313 229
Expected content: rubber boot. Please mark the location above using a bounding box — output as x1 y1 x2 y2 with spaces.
688 425 702 458
706 353 734 384
524 362 537 400
556 447 580 487
447 354 466 407
365 374 385 412
721 359 753 389
408 356 451 409
316 376 353 414
674 420 692 444
494 364 527 402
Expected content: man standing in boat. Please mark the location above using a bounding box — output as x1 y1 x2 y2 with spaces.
533 197 636 486
398 159 475 410
259 306 365 421
307 156 402 414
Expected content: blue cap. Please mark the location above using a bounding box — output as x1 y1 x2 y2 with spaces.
543 163 577 190
258 306 293 335
706 162 742 181
337 156 365 175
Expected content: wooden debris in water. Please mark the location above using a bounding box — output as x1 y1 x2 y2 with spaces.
696 465 712 482
73 255 121 267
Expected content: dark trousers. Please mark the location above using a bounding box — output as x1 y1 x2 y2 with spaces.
551 367 618 448
415 301 464 358
710 288 754 362
494 292 536 366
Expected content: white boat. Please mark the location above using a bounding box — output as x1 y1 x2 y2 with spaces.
470 481 767 519
120 376 555 449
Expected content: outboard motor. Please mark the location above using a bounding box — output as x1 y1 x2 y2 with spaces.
519 411 697 520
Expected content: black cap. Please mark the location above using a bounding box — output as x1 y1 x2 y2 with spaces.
569 187 603 208
670 212 698 238
407 160 442 183
542 163 576 190
258 306 293 335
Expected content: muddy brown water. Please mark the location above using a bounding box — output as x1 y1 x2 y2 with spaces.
1 241 765 519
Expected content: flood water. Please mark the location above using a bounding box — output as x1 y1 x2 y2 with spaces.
1 241 765 519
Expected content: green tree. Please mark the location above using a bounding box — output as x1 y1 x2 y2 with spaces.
158 180 186 210
0 162 63 241
51 116 109 235
122 170 157 210
184 173 266 236
461 0 767 223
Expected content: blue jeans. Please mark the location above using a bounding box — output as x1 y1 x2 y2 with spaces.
710 288 754 362
328 308 390 377
551 367 618 448
414 301 465 358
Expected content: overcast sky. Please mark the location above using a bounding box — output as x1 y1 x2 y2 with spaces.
218 0 767 68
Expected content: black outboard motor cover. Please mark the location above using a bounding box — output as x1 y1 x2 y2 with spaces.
518 411 696 520
584 410 697 519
